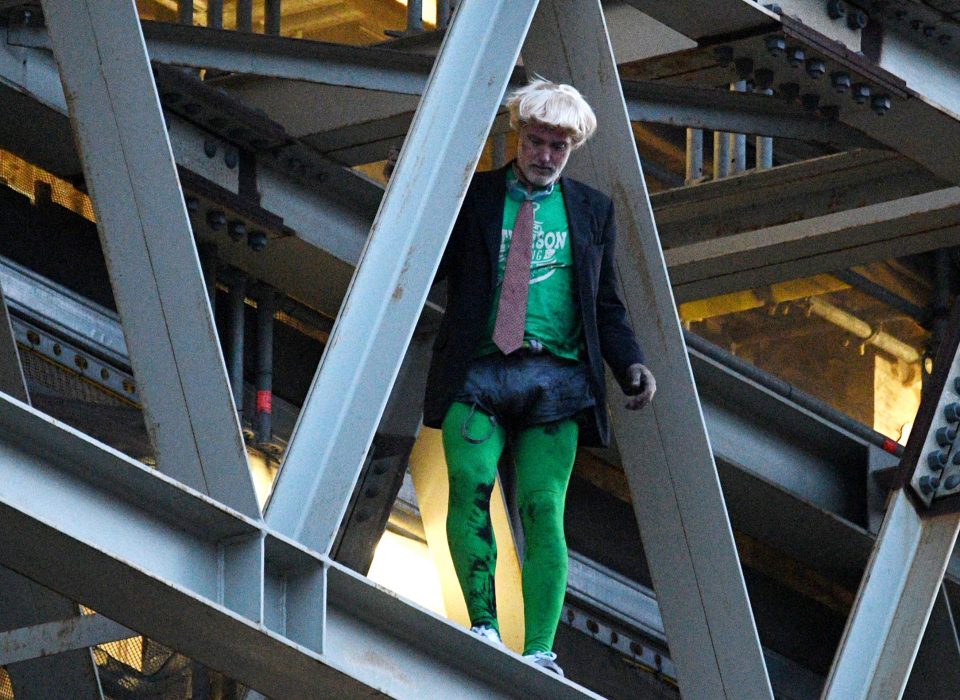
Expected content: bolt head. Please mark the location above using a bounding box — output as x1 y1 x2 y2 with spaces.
805 59 827 79
870 94 892 115
852 83 872 104
831 71 852 93
227 221 247 242
206 210 226 230
248 230 268 252
847 10 868 29
765 36 786 57
787 47 805 67
827 0 847 20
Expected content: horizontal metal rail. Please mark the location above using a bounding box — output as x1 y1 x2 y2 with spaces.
684 330 904 457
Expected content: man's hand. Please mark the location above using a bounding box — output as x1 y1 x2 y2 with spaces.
625 362 656 410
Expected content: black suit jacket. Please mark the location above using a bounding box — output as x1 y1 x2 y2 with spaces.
422 164 644 447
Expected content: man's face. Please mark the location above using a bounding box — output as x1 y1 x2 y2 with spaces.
515 123 574 187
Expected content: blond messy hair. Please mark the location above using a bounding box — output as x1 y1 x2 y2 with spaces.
506 77 597 147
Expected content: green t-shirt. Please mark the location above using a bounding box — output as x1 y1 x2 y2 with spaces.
476 174 584 360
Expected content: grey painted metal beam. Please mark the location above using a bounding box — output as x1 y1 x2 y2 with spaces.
522 1 772 698
621 0 960 183
0 263 106 700
823 492 960 699
0 614 135 666
0 568 106 700
0 393 600 699
622 80 880 147
40 0 259 518
265 0 541 553
666 185 960 302
12 23 873 150
0 280 28 404
142 20 437 95
824 315 960 699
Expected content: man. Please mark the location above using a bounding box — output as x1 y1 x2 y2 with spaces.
422 78 655 676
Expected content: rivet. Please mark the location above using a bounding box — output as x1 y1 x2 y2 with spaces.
248 230 268 252
765 36 787 57
206 210 226 230
870 93 891 115
805 59 826 79
827 0 847 20
851 83 872 104
831 71 852 93
227 221 247 242
847 10 868 29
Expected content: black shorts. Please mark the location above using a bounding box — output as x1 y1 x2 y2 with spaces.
451 350 596 428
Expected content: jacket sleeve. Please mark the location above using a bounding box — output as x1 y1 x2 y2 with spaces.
595 198 645 391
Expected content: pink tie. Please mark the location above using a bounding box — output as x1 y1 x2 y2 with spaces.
493 200 534 354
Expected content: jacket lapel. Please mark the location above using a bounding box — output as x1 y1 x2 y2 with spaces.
481 165 510 283
561 177 593 298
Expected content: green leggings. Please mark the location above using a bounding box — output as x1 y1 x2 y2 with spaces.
442 401 578 654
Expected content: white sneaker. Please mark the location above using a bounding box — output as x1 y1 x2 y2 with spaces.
524 650 564 677
470 624 505 648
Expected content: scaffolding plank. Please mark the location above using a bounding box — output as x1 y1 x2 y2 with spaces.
522 1 772 697
40 0 259 518
266 0 541 553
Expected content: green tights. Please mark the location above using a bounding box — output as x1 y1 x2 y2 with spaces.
442 401 578 654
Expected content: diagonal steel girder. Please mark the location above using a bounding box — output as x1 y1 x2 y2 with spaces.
40 0 259 518
823 306 960 700
265 0 541 552
522 0 773 697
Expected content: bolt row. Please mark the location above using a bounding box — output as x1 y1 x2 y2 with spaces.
918 377 960 496
715 37 892 116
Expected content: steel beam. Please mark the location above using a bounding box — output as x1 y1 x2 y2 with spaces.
823 492 960 699
266 0 541 553
621 0 960 183
824 310 960 699
666 185 960 302
0 280 27 404
522 1 772 697
0 614 135 667
142 20 438 95
40 0 259 517
8 22 875 153
0 392 599 699
0 264 107 700
622 79 880 148
904 587 960 699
